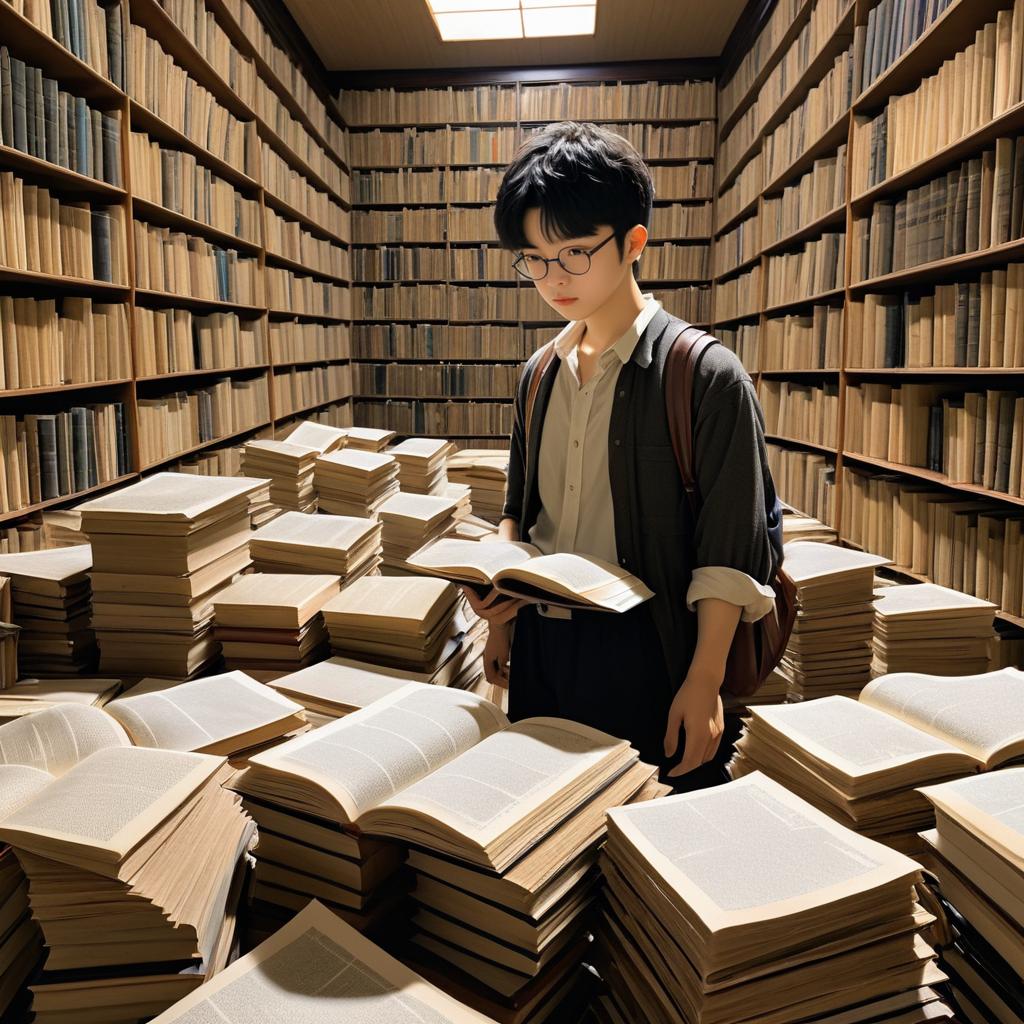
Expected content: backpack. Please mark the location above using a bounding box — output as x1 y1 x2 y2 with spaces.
664 324 797 698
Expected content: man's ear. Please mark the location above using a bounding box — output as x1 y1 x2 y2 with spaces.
628 224 649 263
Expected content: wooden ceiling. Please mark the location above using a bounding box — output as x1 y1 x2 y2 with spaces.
282 0 748 73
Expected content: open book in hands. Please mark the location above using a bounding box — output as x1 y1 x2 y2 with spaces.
405 537 654 613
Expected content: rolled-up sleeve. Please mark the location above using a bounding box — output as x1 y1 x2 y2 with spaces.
685 347 775 619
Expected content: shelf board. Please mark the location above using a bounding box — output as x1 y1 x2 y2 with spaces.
0 472 135 526
134 289 266 315
131 198 261 253
261 192 350 247
276 395 355 419
0 144 127 199
715 194 761 238
272 357 352 369
136 365 271 384
714 254 762 281
845 366 1024 376
760 205 846 256
141 421 272 471
0 378 132 400
764 433 839 455
352 357 525 364
264 250 350 285
761 286 845 316
352 394 512 402
268 310 350 322
760 368 839 377
762 112 850 197
0 267 128 293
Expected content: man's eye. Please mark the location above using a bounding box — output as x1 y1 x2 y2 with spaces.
564 248 586 256
522 255 543 263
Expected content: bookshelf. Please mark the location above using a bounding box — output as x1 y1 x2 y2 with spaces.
714 0 1024 633
0 0 353 547
339 73 718 450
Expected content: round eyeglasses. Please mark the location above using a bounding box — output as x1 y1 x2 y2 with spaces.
511 233 616 281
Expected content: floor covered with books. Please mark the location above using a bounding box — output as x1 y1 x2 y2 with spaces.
0 423 1019 1024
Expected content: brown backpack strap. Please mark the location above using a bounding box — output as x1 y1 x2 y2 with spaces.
523 340 557 443
664 325 719 508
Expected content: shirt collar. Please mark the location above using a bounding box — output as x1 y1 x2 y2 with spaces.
552 294 663 366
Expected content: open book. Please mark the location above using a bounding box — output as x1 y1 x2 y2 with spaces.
406 537 654 613
233 682 637 872
148 898 493 1023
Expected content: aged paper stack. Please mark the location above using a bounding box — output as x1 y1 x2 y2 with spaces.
379 492 459 572
147 900 495 1023
388 437 455 494
0 546 97 676
78 473 259 677
0 840 39 1022
0 706 254 1023
780 511 838 545
321 576 463 676
241 439 320 514
778 541 890 700
212 573 340 672
728 669 1024 854
232 684 643 1022
870 583 996 677
343 426 396 452
596 771 951 1024
446 448 509 524
314 449 401 517
918 770 1024 1024
249 510 383 580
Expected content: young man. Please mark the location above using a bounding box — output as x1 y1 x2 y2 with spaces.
467 121 778 790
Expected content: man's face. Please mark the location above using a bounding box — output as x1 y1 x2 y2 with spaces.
516 208 635 321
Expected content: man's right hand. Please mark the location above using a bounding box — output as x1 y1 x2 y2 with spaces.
460 584 528 625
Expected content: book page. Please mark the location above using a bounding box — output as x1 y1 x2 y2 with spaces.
370 718 625 845
750 697 971 777
497 552 653 605
248 684 508 821
860 668 1024 764
149 899 492 1022
0 764 53 820
0 746 222 865
251 510 377 550
105 672 304 752
283 421 347 453
0 703 130 775
607 772 920 931
407 537 540 582
75 471 260 521
269 658 429 711
0 544 93 583
781 541 890 583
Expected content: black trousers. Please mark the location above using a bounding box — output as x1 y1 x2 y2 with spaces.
507 602 742 794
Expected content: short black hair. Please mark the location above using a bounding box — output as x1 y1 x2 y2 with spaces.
493 121 654 262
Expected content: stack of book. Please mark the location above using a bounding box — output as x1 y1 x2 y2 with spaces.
315 449 400 518
342 426 395 452
378 492 458 571
443 480 474 522
781 512 838 544
728 669 1024 854
870 583 996 677
918 769 1024 1024
596 771 951 1024
249 511 382 581
387 437 454 494
78 473 259 677
212 573 341 672
405 761 666 1023
446 448 509 524
778 541 890 700
282 420 348 455
0 546 97 676
242 479 277 530
241 439 320 514
0 721 253 1024
321 576 463 675
234 684 645 1021
144 900 496 1023
0 842 39 1023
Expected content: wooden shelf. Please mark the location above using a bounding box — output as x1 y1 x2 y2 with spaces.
0 378 133 400
0 144 127 199
264 251 350 284
762 286 845 316
131 198 261 253
268 310 350 322
277 395 355 419
715 195 760 238
0 267 128 292
761 205 846 256
352 394 512 402
272 357 352 370
352 357 525 364
262 192 350 247
760 368 839 377
136 365 271 384
141 421 272 471
763 433 839 455
762 112 850 197
845 366 1024 377
134 290 266 315
0 473 135 526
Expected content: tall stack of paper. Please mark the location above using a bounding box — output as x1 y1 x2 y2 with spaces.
781 512 838 544
404 762 665 1024
596 771 951 1024
103 671 308 758
871 583 996 677
379 492 458 571
212 573 340 672
146 900 495 1024
78 473 259 678
243 478 277 529
388 437 454 494
918 770 1024 1024
447 449 509 524
321 576 462 674
232 685 642 1021
0 842 40 1022
315 449 400 517
0 546 97 676
283 420 348 454
0 709 254 1024
249 511 382 580
728 669 1024 854
343 426 396 452
241 439 320 513
778 541 890 700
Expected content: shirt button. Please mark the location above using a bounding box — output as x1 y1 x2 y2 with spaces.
618 389 625 398
573 440 579 448
569 484 575 492
614 439 621 446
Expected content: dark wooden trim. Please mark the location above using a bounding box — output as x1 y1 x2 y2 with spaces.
718 0 775 87
333 58 720 91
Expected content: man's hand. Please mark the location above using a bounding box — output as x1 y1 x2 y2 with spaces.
663 670 725 778
483 620 513 688
460 584 528 625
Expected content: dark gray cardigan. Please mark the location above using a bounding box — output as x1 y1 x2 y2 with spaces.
502 307 776 686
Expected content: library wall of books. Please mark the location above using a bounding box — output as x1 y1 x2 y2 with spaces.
0 0 1023 1022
